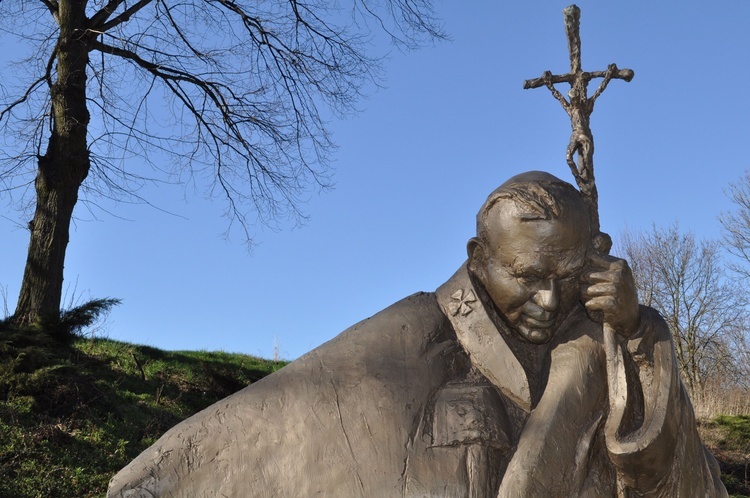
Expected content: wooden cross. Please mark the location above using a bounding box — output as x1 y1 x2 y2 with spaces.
524 4 633 252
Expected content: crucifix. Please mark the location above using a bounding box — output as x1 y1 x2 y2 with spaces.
524 4 633 254
524 4 634 421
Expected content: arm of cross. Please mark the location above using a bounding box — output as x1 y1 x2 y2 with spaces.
589 65 634 103
523 66 633 91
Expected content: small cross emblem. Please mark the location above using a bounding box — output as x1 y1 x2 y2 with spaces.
448 289 477 317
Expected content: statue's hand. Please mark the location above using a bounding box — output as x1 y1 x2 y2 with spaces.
580 253 640 337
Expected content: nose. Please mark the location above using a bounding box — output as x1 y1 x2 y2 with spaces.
534 279 559 311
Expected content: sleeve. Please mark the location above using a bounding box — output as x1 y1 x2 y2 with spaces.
603 306 728 497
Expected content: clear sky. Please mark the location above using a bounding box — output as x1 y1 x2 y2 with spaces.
2 1 749 360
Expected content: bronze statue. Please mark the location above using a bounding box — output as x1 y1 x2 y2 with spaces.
108 171 726 497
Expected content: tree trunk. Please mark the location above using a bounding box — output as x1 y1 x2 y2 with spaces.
13 0 91 326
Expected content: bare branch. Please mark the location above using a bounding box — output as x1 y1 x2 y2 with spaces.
720 170 750 279
97 0 154 32
0 76 48 123
89 0 126 29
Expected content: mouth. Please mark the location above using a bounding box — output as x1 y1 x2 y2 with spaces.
521 313 556 329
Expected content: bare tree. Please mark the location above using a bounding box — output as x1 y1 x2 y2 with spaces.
618 224 749 397
720 170 750 279
0 0 445 326
718 170 750 394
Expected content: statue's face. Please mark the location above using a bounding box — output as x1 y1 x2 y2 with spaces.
476 202 589 344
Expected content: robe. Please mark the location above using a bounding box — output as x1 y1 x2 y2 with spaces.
108 264 726 497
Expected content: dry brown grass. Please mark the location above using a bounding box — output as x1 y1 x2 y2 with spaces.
693 385 750 420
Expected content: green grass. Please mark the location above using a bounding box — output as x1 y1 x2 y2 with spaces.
0 325 286 498
718 414 750 498
714 415 750 446
699 415 750 497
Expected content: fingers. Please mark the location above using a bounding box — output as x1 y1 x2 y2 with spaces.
580 282 617 300
581 253 630 284
579 253 640 337
580 255 633 303
583 295 618 314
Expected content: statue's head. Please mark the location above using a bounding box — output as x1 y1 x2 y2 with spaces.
467 171 591 344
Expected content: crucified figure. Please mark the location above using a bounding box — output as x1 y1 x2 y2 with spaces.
524 4 633 253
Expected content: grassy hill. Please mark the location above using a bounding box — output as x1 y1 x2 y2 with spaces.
0 324 748 497
0 325 286 497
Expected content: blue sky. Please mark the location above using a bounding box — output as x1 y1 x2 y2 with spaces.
2 1 750 359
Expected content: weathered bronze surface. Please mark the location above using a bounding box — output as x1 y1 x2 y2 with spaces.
108 172 726 497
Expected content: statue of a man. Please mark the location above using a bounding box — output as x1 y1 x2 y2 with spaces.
108 171 727 497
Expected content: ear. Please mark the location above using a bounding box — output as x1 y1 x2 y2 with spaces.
467 237 485 276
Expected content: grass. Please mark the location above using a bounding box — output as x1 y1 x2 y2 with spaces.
700 415 750 497
0 321 748 497
0 324 286 497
